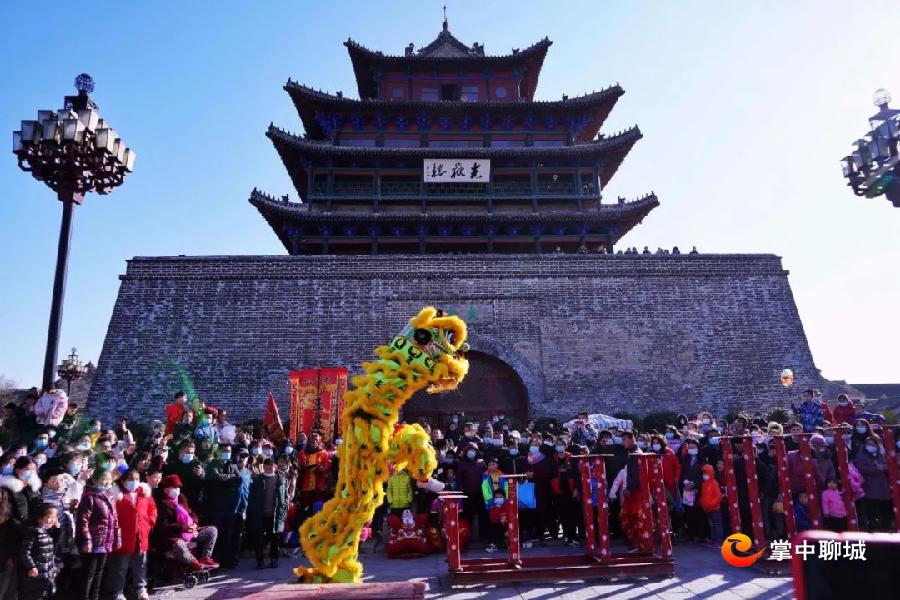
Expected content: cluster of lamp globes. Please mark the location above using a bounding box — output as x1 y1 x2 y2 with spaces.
840 88 900 199
57 348 88 382
12 74 135 200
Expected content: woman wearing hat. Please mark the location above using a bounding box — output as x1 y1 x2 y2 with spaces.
151 474 219 571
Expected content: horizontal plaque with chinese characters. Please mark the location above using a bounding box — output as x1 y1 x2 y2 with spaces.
423 159 490 182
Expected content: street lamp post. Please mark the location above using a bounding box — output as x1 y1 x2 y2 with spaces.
57 347 88 396
13 74 135 391
841 88 900 207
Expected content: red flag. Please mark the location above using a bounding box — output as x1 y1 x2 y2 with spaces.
263 391 286 443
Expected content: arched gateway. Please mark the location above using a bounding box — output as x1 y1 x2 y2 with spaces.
402 351 528 426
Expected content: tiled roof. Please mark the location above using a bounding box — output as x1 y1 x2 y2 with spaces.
285 80 623 142
249 188 658 253
266 124 640 199
345 37 552 100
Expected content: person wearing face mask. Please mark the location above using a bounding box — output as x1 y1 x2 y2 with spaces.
498 438 527 476
20 502 61 600
164 440 204 511
247 459 289 569
677 439 708 542
699 429 721 466
457 442 486 538
75 470 120 600
527 434 559 544
297 432 332 521
849 419 873 460
664 426 682 454
203 444 243 569
852 436 892 532
152 475 218 572
832 394 856 426
480 459 508 552
461 422 482 445
102 469 156 600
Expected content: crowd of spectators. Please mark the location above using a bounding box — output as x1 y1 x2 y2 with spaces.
0 385 895 599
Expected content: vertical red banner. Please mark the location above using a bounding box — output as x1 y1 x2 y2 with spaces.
592 458 611 561
832 428 860 530
773 436 797 539
883 427 900 532
650 454 673 560
579 457 597 556
798 437 822 528
742 437 767 554
288 367 348 443
722 441 742 534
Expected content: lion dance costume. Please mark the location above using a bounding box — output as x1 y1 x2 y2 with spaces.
295 307 469 583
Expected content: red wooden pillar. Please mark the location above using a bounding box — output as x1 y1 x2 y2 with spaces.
649 454 673 560
579 457 597 555
722 439 742 534
742 437 767 552
592 458 612 561
440 494 464 571
832 429 859 531
798 437 822 528
773 435 797 538
883 427 900 532
504 476 523 565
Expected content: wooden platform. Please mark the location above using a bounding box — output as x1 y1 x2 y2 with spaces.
448 553 674 586
208 581 426 600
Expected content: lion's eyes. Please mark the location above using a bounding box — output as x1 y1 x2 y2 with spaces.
444 329 456 345
413 329 432 345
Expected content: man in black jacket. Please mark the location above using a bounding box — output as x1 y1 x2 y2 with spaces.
204 444 243 568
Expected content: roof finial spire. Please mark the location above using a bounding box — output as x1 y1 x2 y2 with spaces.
442 4 448 31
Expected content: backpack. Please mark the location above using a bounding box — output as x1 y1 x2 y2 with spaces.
847 463 865 501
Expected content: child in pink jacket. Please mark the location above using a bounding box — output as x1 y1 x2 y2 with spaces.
821 477 847 532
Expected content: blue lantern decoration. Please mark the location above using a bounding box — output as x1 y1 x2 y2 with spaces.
500 116 514 131
530 223 545 236
367 224 381 236
416 111 430 131
484 224 497 235
507 225 520 235
577 223 589 235
395 114 409 131
437 225 452 237
479 113 493 131
542 115 558 130
373 112 387 129
391 225 405 236
342 225 357 236
553 224 567 235
459 115 472 131
438 116 452 131
318 225 331 236
350 115 365 131
461 225 476 236
522 113 536 130
416 224 429 236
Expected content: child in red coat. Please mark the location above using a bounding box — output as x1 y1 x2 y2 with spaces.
699 464 723 545
102 469 157 600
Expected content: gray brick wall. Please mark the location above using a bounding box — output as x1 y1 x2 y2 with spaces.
87 254 822 424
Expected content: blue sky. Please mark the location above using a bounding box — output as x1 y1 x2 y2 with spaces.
1 1 898 387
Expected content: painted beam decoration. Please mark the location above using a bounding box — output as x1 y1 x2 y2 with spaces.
423 159 490 182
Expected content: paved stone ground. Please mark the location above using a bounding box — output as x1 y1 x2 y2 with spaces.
150 543 793 600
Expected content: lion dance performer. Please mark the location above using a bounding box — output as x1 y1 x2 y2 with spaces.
295 307 470 583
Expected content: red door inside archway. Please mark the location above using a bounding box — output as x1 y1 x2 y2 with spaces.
402 351 528 427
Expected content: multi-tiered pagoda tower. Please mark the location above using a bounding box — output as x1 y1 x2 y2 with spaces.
251 18 657 255
88 21 822 426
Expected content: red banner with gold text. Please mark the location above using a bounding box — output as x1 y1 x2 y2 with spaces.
288 367 348 443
